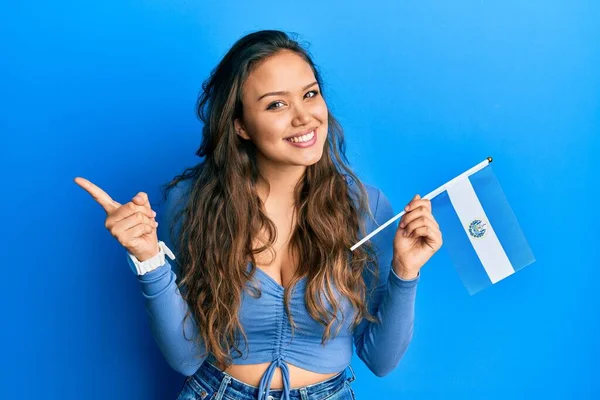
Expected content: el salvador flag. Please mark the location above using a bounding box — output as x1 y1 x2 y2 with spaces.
431 165 536 295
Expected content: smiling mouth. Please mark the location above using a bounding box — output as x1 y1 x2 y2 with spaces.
284 129 316 143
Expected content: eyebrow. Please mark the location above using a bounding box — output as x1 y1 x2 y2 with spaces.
257 81 318 102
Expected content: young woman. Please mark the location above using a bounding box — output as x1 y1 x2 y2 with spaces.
75 30 442 400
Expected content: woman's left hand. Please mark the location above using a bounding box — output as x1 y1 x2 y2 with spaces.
392 194 443 279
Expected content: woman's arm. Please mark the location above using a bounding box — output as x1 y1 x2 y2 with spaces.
353 188 419 377
131 180 206 376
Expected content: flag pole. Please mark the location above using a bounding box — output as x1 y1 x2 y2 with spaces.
350 157 494 251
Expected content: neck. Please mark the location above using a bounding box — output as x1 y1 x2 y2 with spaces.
255 158 306 206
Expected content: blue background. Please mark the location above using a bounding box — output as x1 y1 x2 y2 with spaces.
2 1 598 398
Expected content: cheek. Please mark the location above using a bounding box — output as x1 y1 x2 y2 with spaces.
313 98 329 120
312 101 329 138
249 114 287 143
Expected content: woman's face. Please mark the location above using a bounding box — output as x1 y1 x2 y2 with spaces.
235 50 329 169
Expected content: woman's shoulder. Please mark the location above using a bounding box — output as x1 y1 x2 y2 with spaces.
166 177 194 199
162 163 206 210
345 174 393 219
162 177 194 215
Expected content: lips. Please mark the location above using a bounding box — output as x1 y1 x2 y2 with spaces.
284 127 318 140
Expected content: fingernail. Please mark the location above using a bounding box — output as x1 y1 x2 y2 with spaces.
134 196 141 201
405 205 410 211
152 210 157 217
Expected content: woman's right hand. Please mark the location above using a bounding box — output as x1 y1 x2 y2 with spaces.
74 177 160 262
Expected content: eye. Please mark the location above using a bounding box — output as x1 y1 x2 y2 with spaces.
305 90 319 99
267 101 285 110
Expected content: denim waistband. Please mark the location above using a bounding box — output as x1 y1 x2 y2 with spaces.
191 358 356 400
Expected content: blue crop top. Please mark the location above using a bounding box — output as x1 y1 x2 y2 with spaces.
128 177 419 400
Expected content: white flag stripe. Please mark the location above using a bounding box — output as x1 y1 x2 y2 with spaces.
447 177 515 284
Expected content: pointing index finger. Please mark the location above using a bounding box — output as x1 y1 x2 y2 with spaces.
74 177 120 213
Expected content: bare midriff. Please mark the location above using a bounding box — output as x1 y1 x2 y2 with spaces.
224 362 339 388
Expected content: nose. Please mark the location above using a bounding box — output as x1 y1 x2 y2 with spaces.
291 102 311 127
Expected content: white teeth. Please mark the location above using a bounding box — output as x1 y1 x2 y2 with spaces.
287 130 314 143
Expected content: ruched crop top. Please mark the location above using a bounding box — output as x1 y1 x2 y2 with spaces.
127 176 419 400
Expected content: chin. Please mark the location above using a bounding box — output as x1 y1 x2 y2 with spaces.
298 148 325 166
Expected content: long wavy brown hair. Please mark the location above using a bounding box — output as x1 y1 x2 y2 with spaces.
160 30 380 370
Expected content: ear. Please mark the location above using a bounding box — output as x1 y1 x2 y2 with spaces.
234 118 251 140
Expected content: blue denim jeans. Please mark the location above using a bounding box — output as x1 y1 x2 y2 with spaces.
176 360 357 400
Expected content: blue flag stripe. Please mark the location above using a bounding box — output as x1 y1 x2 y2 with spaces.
470 166 536 274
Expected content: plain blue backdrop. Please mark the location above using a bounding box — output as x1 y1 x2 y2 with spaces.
2 1 598 399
